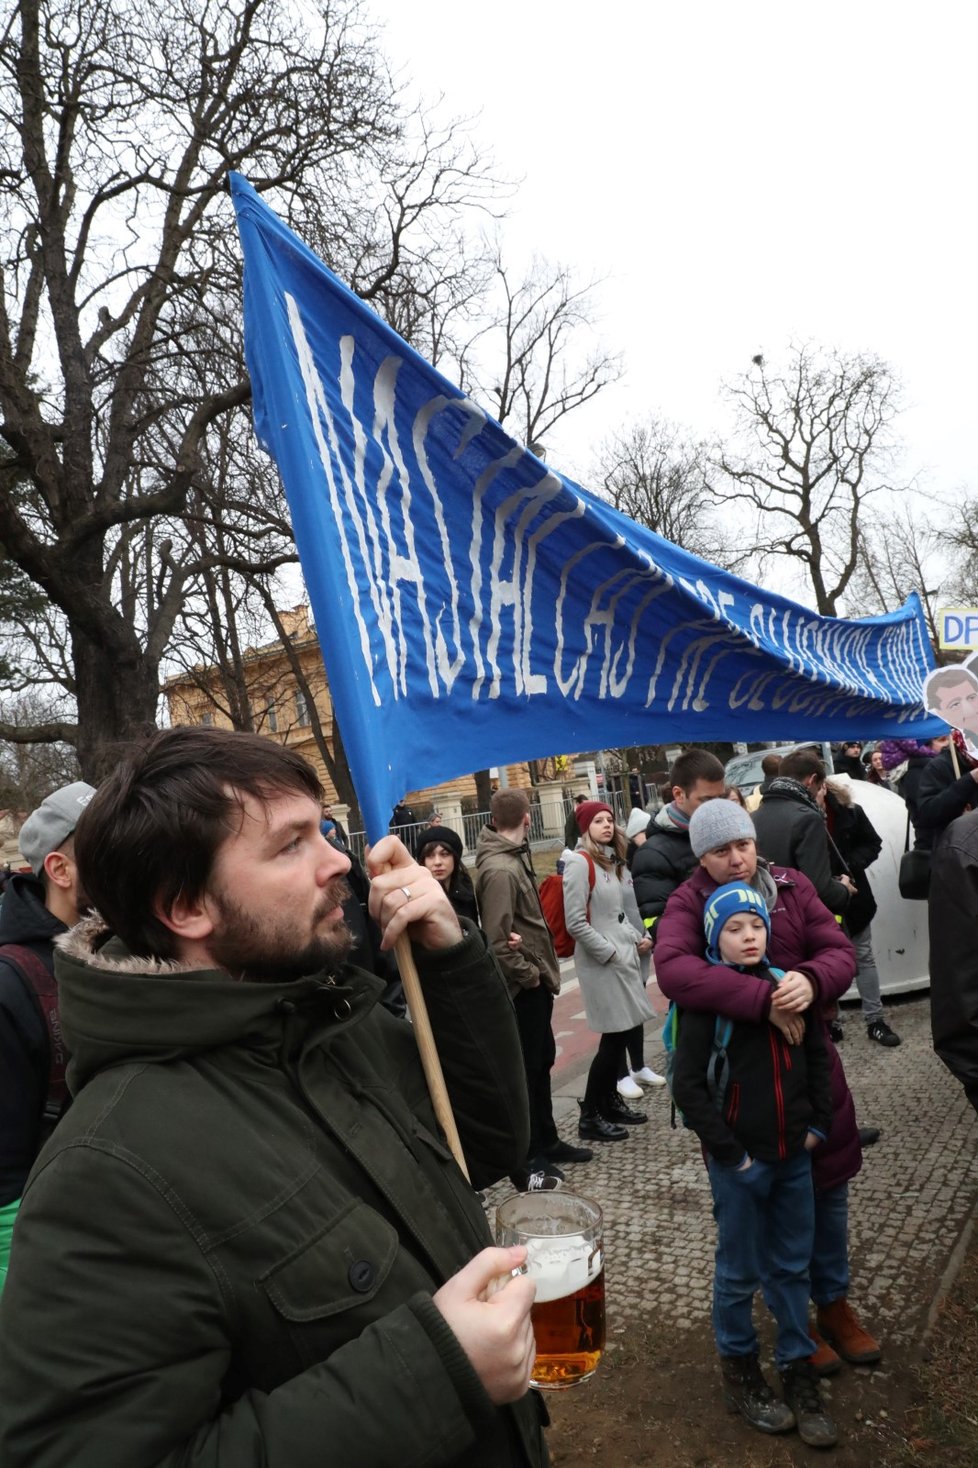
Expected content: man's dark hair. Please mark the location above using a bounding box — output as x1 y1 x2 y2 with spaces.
760 753 783 777
669 748 725 792
779 749 826 784
74 726 322 959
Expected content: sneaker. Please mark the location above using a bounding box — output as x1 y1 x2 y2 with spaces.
616 1074 644 1100
528 1157 565 1182
630 1066 667 1087
779 1360 839 1448
510 1167 562 1192
544 1140 594 1164
828 1019 844 1043
524 1169 562 1192
857 1125 881 1148
867 1019 901 1047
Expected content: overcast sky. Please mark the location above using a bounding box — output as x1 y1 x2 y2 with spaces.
364 0 977 512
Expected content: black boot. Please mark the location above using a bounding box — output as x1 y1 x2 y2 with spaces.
719 1354 795 1435
602 1092 648 1126
779 1359 839 1448
577 1100 628 1142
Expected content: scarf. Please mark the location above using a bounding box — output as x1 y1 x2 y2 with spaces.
664 801 691 831
750 860 780 913
764 774 824 818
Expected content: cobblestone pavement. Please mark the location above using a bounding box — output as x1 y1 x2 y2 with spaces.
488 994 978 1344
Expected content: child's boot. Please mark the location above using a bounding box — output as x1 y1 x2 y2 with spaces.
807 1325 843 1376
816 1297 881 1364
719 1354 795 1434
779 1359 839 1448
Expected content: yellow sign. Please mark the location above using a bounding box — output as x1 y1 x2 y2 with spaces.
938 609 978 650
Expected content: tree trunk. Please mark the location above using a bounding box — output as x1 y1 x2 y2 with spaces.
71 625 160 782
474 768 494 811
328 721 361 829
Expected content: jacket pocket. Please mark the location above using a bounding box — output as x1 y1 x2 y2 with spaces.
260 1201 399 1320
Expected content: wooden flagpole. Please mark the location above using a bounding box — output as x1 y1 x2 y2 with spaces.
394 933 470 1182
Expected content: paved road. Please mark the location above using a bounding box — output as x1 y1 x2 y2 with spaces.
493 990 978 1347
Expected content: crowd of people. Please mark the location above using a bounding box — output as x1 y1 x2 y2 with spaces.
0 727 975 1462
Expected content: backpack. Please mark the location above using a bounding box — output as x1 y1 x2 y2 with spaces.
538 852 596 958
662 1002 734 1130
0 943 68 1139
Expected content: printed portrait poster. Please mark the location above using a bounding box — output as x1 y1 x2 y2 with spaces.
922 661 978 758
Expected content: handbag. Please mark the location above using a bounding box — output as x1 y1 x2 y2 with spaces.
898 809 931 900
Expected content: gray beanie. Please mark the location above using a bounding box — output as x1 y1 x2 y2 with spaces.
689 799 755 859
19 781 97 875
625 807 651 840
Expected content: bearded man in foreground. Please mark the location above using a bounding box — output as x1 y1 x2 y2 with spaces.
0 726 545 1468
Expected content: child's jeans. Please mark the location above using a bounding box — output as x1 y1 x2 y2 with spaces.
707 1151 816 1369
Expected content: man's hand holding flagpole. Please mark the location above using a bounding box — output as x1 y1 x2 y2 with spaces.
366 835 470 1181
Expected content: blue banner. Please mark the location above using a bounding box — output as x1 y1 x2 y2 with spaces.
231 176 941 840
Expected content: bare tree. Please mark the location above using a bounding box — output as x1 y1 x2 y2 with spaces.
714 345 904 614
935 493 978 612
594 419 736 567
0 0 500 779
461 252 620 458
852 505 948 651
455 252 620 809
0 692 79 809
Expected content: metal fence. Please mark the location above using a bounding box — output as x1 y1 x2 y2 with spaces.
346 787 633 864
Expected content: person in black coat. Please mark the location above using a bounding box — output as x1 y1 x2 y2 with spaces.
833 743 865 781
824 781 900 1047
930 808 978 1114
389 798 419 855
563 795 586 850
752 751 855 918
631 748 726 934
912 742 978 850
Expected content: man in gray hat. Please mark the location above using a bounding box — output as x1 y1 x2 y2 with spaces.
0 780 95 1290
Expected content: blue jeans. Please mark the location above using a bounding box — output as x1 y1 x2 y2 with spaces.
708 1151 816 1368
851 926 883 1026
811 1182 849 1305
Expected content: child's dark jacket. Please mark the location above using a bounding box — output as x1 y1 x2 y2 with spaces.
672 962 832 1168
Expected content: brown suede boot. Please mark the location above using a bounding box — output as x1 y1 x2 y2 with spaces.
816 1297 881 1364
807 1326 842 1376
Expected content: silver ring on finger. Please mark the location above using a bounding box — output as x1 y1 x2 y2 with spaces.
400 886 412 901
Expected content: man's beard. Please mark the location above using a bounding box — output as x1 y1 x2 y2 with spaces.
209 877 355 982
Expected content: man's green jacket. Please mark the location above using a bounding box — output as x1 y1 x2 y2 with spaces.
0 916 547 1468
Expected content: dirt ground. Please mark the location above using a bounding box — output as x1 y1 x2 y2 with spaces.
544 1217 978 1467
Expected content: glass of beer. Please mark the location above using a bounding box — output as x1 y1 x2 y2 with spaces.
495 1190 605 1390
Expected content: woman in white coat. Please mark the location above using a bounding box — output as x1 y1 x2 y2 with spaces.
563 801 655 1143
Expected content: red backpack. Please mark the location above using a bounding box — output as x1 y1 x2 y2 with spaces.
538 852 596 958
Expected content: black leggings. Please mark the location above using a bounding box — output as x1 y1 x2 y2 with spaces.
584 1031 630 1110
617 1023 645 1078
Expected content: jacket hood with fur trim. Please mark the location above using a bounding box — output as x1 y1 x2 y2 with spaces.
54 914 377 1093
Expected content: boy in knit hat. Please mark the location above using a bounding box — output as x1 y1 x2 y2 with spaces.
672 879 837 1449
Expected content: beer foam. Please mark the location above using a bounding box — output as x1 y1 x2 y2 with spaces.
527 1234 601 1305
